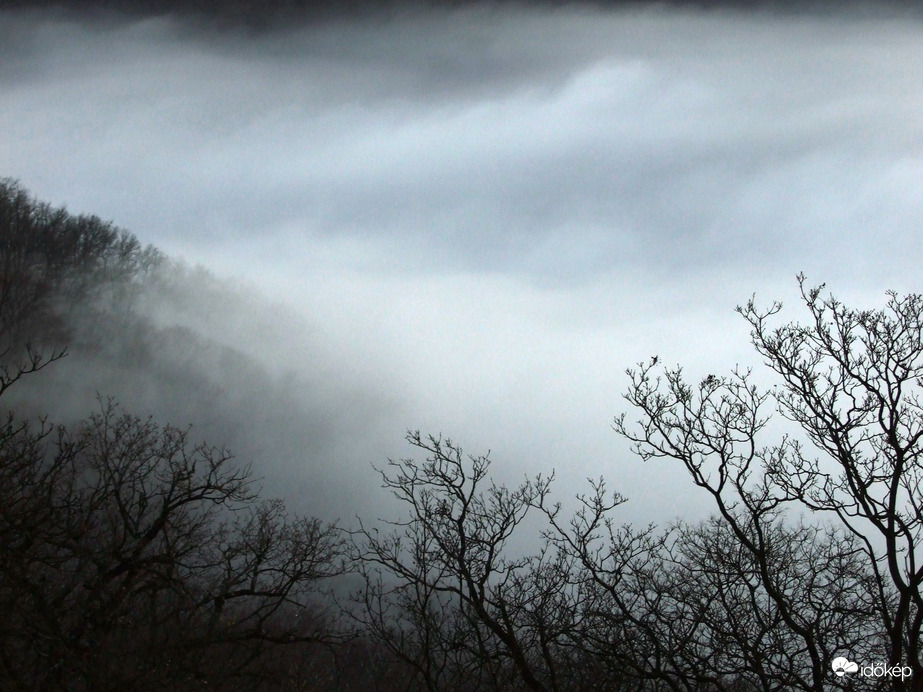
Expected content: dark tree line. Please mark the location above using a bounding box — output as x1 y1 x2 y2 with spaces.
2 179 920 689
0 177 159 356
0 399 350 690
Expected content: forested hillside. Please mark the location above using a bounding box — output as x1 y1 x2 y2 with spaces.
0 179 382 521
0 179 363 689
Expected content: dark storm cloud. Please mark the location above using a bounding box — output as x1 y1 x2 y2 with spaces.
2 2 922 522
14 6 914 284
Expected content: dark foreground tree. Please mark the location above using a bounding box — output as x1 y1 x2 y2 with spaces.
0 396 347 690
350 432 573 692
0 280 343 690
616 276 922 691
354 280 920 691
350 433 664 692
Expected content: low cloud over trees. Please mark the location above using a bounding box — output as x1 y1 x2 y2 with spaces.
2 179 920 689
0 180 350 689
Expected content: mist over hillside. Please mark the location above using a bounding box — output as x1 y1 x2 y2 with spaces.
3 0 923 526
0 179 395 519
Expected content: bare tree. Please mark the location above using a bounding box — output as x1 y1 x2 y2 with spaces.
615 276 921 691
0 397 346 691
350 432 577 692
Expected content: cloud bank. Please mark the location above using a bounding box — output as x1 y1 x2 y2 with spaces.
1 2 921 522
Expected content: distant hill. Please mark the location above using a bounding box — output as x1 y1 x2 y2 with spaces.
0 178 379 519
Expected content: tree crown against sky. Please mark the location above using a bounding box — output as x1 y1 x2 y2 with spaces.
357 277 923 691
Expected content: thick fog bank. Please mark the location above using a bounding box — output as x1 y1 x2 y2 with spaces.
2 3 921 523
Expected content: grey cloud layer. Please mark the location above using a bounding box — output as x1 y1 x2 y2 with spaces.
1 4 921 522
4 7 920 283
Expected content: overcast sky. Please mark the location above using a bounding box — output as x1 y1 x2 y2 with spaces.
2 2 922 524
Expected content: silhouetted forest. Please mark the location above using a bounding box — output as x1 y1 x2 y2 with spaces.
2 179 921 690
